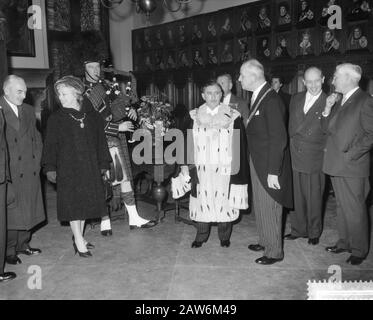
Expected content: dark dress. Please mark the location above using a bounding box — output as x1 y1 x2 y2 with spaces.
42 102 111 222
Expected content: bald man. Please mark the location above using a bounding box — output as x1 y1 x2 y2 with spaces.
322 64 373 265
1 75 45 265
239 59 293 265
285 67 328 245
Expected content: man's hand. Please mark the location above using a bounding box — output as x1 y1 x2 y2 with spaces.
46 171 57 184
128 108 137 121
118 121 134 132
268 174 281 190
323 93 339 117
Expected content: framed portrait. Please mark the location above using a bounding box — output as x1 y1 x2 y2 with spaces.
256 36 272 60
297 29 316 56
154 50 166 71
219 9 235 39
133 53 143 72
177 21 190 47
191 16 204 44
153 27 165 49
165 50 177 70
235 5 254 36
236 36 253 62
143 52 154 72
4 0 36 57
192 46 204 67
255 3 272 34
177 47 191 68
296 0 316 28
143 29 153 50
205 14 218 42
346 0 373 21
320 27 342 54
275 0 292 31
133 30 143 51
220 40 234 64
165 24 175 47
274 32 294 59
346 24 369 51
318 0 342 26
206 43 218 65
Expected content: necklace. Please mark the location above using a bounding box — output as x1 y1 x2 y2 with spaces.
68 112 86 129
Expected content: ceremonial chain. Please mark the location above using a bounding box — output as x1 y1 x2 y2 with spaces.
68 113 86 129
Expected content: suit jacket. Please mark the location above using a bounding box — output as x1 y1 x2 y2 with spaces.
0 96 45 230
278 89 291 112
289 91 328 173
0 107 10 184
229 94 249 125
323 88 373 178
246 83 293 208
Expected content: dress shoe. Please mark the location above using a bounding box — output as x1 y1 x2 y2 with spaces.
17 248 42 256
0 272 17 283
284 234 301 240
191 241 203 248
248 244 265 252
255 256 283 265
6 255 22 265
72 236 94 249
101 229 113 236
220 240 230 248
346 256 365 265
308 238 319 245
129 220 157 230
73 242 92 258
325 246 351 254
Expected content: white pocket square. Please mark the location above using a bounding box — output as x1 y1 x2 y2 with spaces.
255 110 260 116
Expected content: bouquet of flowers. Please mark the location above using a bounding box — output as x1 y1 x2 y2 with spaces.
136 96 173 136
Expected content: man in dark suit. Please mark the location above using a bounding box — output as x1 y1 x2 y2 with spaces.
0 105 16 282
1 75 45 265
322 63 373 265
271 76 291 115
239 59 293 265
217 73 249 124
285 67 328 245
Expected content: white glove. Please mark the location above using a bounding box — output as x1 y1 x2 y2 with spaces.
171 172 191 199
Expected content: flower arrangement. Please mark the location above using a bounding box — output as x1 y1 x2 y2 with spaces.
136 96 173 135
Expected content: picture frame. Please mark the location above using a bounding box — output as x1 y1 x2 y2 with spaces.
275 0 293 31
206 43 218 65
4 0 36 57
296 0 316 28
219 9 235 39
236 36 253 63
220 39 234 64
255 3 272 34
256 35 272 60
235 5 254 36
191 16 204 44
346 23 370 51
320 27 342 55
297 28 316 56
274 31 294 59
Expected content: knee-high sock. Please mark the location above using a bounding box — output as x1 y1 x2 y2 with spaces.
101 216 111 231
122 191 149 226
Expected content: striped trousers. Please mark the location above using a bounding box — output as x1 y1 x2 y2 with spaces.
250 158 284 259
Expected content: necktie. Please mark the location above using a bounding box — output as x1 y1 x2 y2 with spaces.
250 94 256 109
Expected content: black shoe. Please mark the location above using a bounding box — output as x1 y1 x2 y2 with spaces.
220 240 230 248
308 238 319 245
0 272 17 283
346 256 365 265
17 248 42 256
255 256 283 265
248 244 265 252
101 229 113 236
191 241 203 248
72 236 95 249
6 255 22 265
325 246 350 254
284 234 300 240
130 220 157 230
73 242 92 258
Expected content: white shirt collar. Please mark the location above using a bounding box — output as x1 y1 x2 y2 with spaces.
223 93 232 105
4 96 19 117
306 90 322 102
252 81 267 103
343 87 359 103
304 90 322 114
206 104 220 116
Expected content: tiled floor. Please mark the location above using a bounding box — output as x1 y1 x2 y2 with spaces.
1 181 372 300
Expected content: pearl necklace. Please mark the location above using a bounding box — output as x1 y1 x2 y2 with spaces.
68 112 86 129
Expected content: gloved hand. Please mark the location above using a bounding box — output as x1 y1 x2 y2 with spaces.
46 171 57 184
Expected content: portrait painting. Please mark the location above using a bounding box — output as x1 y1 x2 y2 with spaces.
177 48 191 68
165 25 175 47
276 0 292 30
256 36 271 59
177 22 189 46
320 28 341 54
219 10 235 38
144 52 154 72
3 0 36 57
133 30 143 51
319 0 341 26
205 14 218 41
255 4 272 34
154 50 165 70
296 0 316 28
236 6 253 35
236 37 252 62
297 29 315 56
274 32 293 58
191 17 204 44
165 50 176 70
144 29 153 50
347 24 369 51
192 46 204 67
220 40 234 64
346 0 372 21
206 44 218 65
154 28 165 48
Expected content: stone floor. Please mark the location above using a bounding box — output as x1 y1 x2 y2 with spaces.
1 180 372 300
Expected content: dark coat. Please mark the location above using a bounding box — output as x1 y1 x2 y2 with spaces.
229 94 249 125
246 83 293 209
0 108 10 184
323 88 373 178
42 102 112 222
0 96 45 230
289 91 328 173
